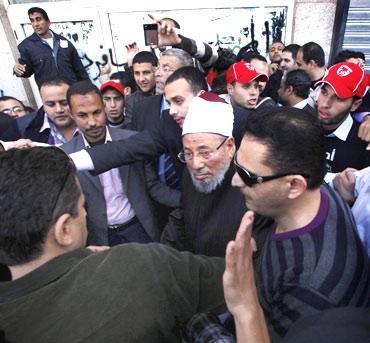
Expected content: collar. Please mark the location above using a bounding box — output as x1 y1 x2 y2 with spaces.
326 114 353 141
293 99 308 109
33 29 54 41
39 113 51 133
161 95 169 112
82 126 110 148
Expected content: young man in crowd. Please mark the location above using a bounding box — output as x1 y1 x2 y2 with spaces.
100 80 127 129
124 51 158 127
225 61 275 144
280 44 301 73
296 41 326 107
316 62 370 174
18 76 78 145
278 69 315 115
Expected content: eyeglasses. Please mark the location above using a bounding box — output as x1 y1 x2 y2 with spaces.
178 137 228 163
233 154 309 187
2 106 25 116
154 65 175 74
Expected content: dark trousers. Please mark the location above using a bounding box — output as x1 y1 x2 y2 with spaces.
108 217 152 246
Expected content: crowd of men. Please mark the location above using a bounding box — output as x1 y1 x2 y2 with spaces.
0 6 370 343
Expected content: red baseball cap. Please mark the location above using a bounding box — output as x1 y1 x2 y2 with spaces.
99 80 125 97
316 62 369 99
226 61 268 85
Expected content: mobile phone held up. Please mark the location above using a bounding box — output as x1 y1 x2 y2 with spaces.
143 24 158 46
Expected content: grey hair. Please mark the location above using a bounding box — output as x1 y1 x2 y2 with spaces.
161 48 194 67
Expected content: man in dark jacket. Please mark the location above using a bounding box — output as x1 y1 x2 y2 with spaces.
13 7 88 87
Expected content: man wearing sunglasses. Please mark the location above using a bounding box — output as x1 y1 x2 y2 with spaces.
161 97 271 257
231 106 370 340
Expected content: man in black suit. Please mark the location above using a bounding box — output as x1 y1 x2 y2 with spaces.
278 69 316 116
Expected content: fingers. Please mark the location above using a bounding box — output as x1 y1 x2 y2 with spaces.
225 241 236 272
234 211 254 246
11 139 35 149
125 42 138 50
14 63 26 76
358 115 370 144
147 13 158 23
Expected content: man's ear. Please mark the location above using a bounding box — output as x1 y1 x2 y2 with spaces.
307 59 316 70
286 85 294 96
52 213 74 247
226 83 233 95
225 137 236 158
124 86 132 97
286 175 307 200
350 98 363 113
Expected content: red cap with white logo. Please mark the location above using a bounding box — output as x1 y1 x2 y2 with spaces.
316 62 369 99
99 80 125 97
226 61 268 85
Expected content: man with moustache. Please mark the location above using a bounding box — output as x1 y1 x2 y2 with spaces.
62 81 164 246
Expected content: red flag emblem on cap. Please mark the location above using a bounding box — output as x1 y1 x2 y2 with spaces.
337 65 353 77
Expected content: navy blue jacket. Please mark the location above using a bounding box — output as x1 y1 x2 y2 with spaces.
17 30 88 87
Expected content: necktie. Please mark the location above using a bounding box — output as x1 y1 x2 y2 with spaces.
158 154 180 189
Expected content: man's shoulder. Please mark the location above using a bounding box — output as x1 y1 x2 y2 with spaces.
18 33 39 48
60 134 83 153
108 126 138 140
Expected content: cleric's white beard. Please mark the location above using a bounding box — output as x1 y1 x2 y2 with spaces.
189 159 230 194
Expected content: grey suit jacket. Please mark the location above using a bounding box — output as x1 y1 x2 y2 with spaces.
62 127 160 245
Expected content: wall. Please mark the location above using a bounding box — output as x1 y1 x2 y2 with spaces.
0 0 336 106
292 0 337 63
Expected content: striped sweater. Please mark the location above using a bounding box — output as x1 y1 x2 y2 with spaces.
256 185 370 338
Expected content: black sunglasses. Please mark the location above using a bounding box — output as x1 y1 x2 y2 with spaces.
233 154 309 187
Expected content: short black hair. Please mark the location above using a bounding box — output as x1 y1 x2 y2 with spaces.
132 51 158 66
66 80 102 108
0 147 80 266
243 53 268 64
39 75 70 91
283 69 311 99
283 44 301 60
110 71 137 92
0 96 25 108
301 42 325 67
28 7 49 21
165 66 208 94
243 107 326 189
334 50 366 64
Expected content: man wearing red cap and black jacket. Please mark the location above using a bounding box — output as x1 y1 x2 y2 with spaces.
316 62 370 174
225 61 275 146
100 80 128 129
